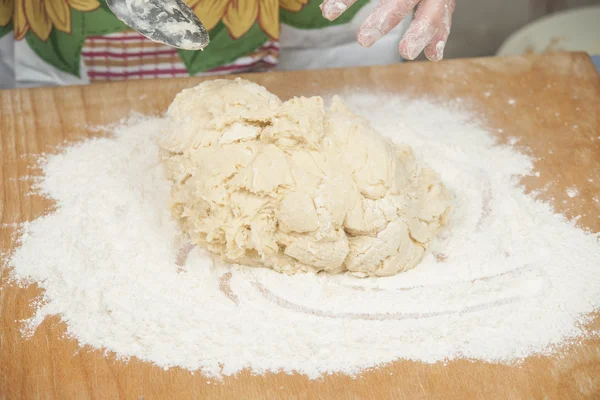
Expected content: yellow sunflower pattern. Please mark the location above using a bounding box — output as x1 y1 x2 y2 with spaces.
188 0 308 40
0 0 12 28
0 0 368 80
1 0 309 42
13 0 101 41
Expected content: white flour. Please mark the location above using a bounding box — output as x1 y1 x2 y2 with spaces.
7 94 600 379
567 186 580 198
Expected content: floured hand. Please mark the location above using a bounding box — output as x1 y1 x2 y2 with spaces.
321 0 455 61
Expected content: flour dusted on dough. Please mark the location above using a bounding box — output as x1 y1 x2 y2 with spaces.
159 78 452 276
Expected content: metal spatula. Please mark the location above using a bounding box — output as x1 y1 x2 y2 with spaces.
106 0 210 50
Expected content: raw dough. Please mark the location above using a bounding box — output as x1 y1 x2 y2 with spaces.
159 78 452 277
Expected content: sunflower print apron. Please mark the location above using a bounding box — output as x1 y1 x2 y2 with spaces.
0 0 399 87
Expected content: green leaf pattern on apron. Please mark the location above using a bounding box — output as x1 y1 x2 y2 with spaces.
25 10 86 77
178 22 269 75
83 3 129 36
0 21 11 38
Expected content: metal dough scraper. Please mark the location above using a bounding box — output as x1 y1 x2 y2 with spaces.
106 0 210 50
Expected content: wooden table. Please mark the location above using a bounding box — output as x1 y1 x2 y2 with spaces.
1 52 599 399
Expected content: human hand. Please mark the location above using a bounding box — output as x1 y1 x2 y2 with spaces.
320 0 455 61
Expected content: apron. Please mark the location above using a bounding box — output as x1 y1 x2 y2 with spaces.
0 0 409 88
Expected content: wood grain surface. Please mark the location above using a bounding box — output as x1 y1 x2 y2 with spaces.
1 53 599 400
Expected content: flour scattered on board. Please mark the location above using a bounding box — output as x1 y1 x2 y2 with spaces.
567 186 580 198
7 93 600 379
507 136 520 146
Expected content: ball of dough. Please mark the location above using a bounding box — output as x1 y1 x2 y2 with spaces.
159 78 452 277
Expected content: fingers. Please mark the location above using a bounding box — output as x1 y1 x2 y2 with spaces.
357 0 420 48
325 0 456 60
400 0 455 61
320 0 359 21
398 0 446 60
423 0 453 61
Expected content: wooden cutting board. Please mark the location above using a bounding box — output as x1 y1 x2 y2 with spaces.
1 52 599 400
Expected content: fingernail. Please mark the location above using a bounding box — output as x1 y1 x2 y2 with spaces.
358 29 382 47
406 42 422 60
434 41 446 61
322 2 347 21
